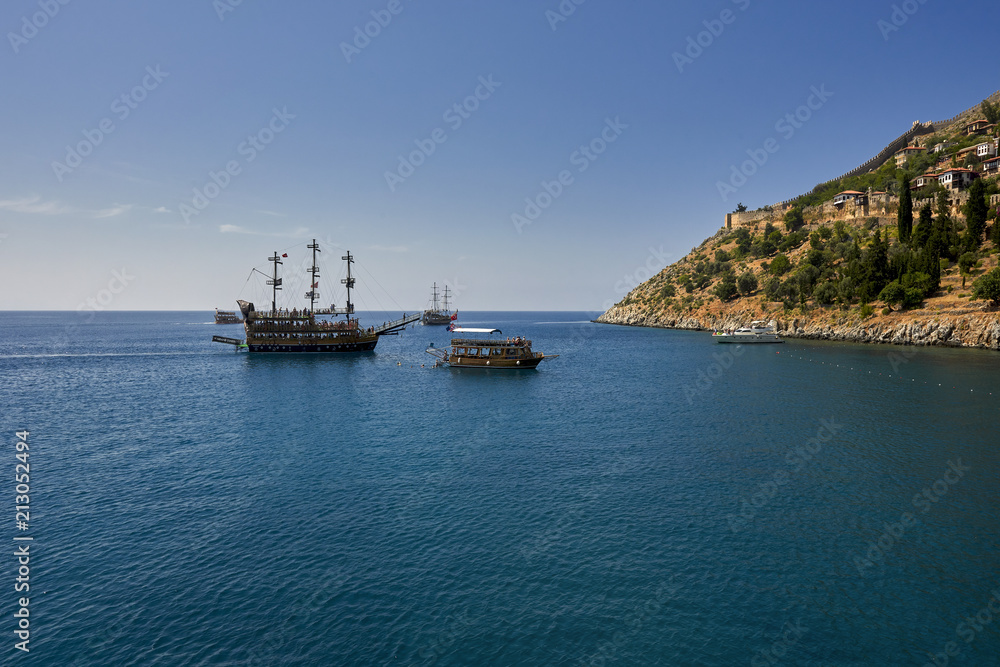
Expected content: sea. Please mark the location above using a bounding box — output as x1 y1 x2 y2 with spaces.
1 310 998 666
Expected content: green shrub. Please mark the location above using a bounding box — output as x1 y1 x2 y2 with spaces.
769 254 791 276
971 267 1000 306
737 272 758 296
813 281 838 305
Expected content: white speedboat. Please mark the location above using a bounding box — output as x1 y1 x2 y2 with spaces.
712 320 783 344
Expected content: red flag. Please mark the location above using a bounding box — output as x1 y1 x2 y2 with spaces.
282 253 288 257
450 312 457 320
312 282 318 288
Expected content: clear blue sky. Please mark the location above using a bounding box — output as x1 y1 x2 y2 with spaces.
1 0 996 311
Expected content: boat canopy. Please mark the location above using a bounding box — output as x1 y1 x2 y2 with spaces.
451 327 501 334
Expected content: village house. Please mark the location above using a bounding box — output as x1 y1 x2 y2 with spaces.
910 173 939 189
894 145 925 167
983 156 1000 175
956 145 979 162
938 167 979 190
976 140 998 158
833 190 866 206
965 119 990 135
933 142 953 153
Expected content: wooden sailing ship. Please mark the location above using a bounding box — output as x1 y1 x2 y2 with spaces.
425 327 558 369
212 240 419 353
214 308 243 324
421 283 456 325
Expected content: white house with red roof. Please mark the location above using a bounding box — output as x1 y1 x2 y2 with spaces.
911 173 939 189
938 167 979 190
833 190 866 206
982 156 1000 175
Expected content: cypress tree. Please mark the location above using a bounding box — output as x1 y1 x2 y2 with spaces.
912 203 933 248
963 178 988 250
897 176 913 243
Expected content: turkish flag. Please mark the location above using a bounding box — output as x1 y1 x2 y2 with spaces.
282 253 288 257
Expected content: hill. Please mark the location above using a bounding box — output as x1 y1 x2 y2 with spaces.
597 95 1000 350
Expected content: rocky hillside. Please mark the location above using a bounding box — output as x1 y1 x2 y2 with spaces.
597 216 1000 350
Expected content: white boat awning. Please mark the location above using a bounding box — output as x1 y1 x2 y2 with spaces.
451 327 501 334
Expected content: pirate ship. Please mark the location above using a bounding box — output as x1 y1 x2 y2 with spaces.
212 240 419 353
421 283 456 325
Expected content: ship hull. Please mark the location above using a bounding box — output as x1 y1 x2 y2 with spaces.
421 313 452 325
714 334 783 344
445 356 543 369
247 339 378 353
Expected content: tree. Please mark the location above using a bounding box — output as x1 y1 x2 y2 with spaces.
784 206 805 233
912 204 933 248
963 178 988 251
737 272 758 296
958 252 976 288
814 281 838 305
863 229 890 296
735 202 748 212
769 254 791 276
878 281 906 310
982 99 1000 125
897 175 913 243
733 227 752 255
971 267 1000 307
713 273 738 301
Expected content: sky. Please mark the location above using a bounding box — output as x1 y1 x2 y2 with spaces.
1 0 997 312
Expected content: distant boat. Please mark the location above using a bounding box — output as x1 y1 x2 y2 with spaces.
712 320 784 344
212 240 419 353
421 283 456 325
214 309 243 324
425 326 558 369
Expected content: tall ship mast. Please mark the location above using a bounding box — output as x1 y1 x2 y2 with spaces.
421 282 457 325
212 240 419 353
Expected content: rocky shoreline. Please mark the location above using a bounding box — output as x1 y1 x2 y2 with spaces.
596 304 1000 350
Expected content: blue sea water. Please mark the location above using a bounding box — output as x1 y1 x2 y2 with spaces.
1 310 999 666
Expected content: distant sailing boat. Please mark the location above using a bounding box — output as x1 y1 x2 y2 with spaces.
421 283 457 325
212 239 420 353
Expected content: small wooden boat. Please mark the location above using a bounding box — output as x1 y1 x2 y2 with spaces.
425 327 557 369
